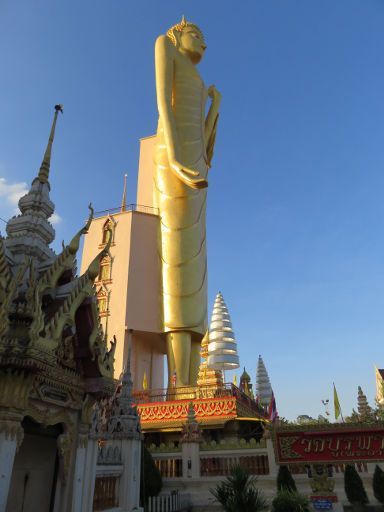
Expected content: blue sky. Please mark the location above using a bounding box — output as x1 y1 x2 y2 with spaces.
1 0 383 420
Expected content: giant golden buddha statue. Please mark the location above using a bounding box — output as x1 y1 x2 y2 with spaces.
154 17 221 388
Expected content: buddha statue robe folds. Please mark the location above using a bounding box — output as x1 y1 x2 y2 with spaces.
154 17 221 388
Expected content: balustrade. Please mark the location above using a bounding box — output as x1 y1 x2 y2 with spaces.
148 493 190 512
200 454 269 476
154 458 183 478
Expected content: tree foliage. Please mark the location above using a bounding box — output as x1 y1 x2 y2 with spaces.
344 464 368 506
210 465 268 512
140 446 162 506
277 465 297 492
373 465 384 504
272 489 310 512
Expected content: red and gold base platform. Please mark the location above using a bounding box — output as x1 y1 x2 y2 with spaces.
133 383 268 432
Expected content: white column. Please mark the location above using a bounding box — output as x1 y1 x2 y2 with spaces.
119 437 142 511
0 434 17 510
71 431 89 512
0 421 23 511
80 438 99 512
182 442 200 478
266 437 279 477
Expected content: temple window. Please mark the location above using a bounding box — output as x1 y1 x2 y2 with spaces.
98 257 111 282
97 289 108 315
102 220 112 244
98 297 107 313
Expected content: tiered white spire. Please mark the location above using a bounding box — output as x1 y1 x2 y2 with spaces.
256 355 273 406
207 292 239 371
6 105 63 264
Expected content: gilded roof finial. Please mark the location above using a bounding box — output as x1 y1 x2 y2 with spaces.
38 104 63 184
121 173 128 212
87 227 112 281
68 203 94 255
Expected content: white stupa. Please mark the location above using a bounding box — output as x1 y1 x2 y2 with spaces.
256 355 273 406
207 292 240 373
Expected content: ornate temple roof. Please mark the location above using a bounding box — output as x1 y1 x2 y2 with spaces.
241 367 251 382
0 106 115 398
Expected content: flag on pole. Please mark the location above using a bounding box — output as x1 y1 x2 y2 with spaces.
268 390 278 422
233 374 237 386
171 370 177 388
333 383 342 421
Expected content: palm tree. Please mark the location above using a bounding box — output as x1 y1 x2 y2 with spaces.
210 465 268 512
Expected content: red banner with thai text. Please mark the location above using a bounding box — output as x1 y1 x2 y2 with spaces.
274 425 384 464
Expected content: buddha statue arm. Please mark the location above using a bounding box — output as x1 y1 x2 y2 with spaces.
155 35 208 189
205 85 221 167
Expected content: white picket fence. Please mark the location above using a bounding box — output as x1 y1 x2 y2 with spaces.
147 493 190 512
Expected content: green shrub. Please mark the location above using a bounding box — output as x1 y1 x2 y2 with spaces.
140 446 162 506
373 464 384 504
210 465 268 512
272 489 309 512
277 465 297 492
344 464 368 506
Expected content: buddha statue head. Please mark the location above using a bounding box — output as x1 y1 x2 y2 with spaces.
166 16 206 64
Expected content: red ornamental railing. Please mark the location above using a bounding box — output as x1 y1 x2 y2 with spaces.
133 383 267 418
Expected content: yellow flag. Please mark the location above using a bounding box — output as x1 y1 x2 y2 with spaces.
233 374 237 386
333 383 341 420
143 371 148 390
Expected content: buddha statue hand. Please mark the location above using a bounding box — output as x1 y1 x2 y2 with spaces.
207 85 221 106
169 159 208 189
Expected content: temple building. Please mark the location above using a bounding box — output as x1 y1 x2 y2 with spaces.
81 136 165 390
0 106 142 512
81 145 268 449
239 368 254 398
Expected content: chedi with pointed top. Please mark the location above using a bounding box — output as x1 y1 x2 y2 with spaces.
207 292 239 372
256 355 273 407
5 106 62 263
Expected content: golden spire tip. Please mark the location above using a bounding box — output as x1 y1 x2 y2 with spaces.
38 104 63 184
121 172 128 212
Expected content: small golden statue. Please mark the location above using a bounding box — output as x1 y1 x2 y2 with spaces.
154 17 221 388
310 465 335 494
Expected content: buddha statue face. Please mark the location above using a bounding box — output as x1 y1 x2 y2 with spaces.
179 25 206 64
167 18 206 64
